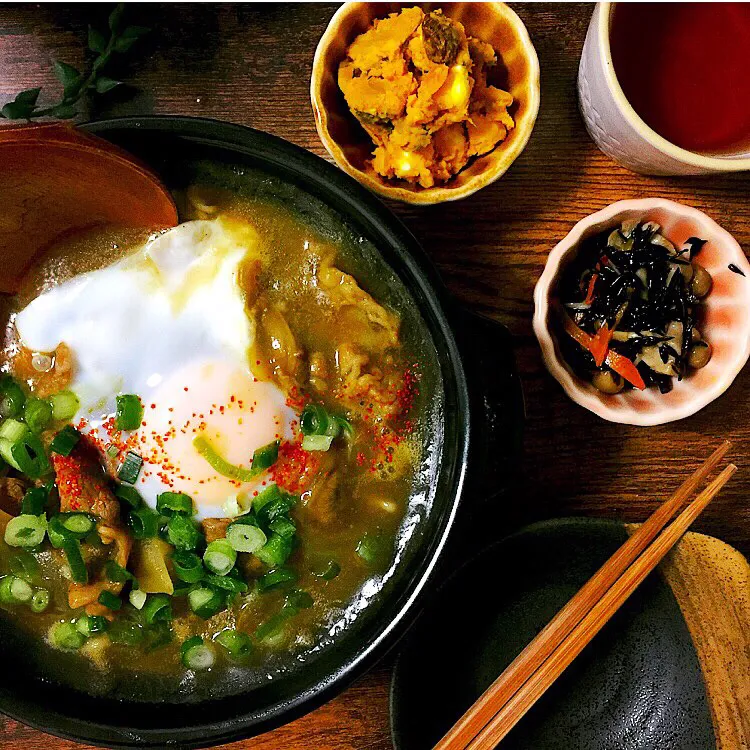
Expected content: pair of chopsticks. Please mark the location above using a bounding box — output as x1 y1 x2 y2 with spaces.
436 441 735 750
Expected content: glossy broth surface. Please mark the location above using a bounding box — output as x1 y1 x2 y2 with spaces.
0 165 442 701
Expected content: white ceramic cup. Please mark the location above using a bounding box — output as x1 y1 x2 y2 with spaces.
578 2 750 176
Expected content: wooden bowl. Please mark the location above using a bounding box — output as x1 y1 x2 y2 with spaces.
311 2 540 205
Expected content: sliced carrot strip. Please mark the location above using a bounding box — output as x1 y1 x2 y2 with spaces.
606 350 647 390
589 323 612 367
583 273 598 305
562 314 646 390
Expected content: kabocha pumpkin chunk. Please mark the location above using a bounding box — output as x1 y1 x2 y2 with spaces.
338 6 515 186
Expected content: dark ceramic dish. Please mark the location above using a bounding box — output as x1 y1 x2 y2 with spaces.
392 518 715 750
0 117 523 747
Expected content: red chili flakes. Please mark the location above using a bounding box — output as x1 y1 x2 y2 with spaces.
285 385 310 412
270 438 320 494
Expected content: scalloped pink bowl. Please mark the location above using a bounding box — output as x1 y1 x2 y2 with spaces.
533 199 750 426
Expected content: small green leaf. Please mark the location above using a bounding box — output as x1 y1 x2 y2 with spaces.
94 76 121 94
88 25 107 54
12 88 41 106
0 88 41 119
53 61 81 97
108 3 125 33
47 103 78 120
113 25 150 53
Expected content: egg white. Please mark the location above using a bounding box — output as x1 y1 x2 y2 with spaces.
15 219 296 519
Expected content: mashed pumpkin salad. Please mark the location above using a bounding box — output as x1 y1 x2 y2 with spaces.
337 6 515 187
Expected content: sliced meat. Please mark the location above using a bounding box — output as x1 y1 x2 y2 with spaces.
336 343 402 419
52 438 120 524
202 517 231 543
317 257 400 351
0 477 27 516
68 523 133 616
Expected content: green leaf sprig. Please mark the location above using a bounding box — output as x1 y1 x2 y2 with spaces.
1 4 150 121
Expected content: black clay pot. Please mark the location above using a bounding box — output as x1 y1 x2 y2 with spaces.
0 117 524 748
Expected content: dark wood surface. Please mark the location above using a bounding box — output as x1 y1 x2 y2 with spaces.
1 3 749 748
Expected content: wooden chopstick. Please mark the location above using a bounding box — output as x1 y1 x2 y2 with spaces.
466 463 736 750
435 440 731 750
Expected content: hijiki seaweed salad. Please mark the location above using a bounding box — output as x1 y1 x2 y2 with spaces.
558 220 713 394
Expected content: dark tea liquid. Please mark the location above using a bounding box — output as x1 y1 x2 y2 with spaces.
610 3 750 154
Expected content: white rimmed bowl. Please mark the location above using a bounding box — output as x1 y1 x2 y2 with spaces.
533 198 750 426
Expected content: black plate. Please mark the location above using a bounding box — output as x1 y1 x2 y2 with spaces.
391 518 715 750
0 117 523 747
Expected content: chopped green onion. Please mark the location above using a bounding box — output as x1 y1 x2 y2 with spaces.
156 491 193 516
255 532 294 567
204 573 248 594
251 440 280 472
255 608 295 641
257 567 298 592
253 484 282 513
30 588 50 613
9 551 40 582
106 444 120 458
104 560 135 584
114 483 143 509
115 394 143 431
50 391 79 421
255 493 296 529
181 635 215 670
129 589 147 610
128 505 160 539
269 516 296 539
188 586 225 619
142 593 172 625
97 590 122 611
21 486 48 516
60 512 95 537
4 514 46 548
10 433 50 479
192 435 279 481
50 621 86 650
24 398 52 433
312 560 341 581
0 376 26 419
285 589 314 610
49 425 81 457
107 618 144 645
144 619 173 652
301 434 334 452
0 418 28 443
216 629 253 660
0 575 33 604
75 614 108 637
300 404 330 436
63 540 88 583
171 550 205 583
356 533 388 566
203 539 237 576
167 513 202 551
226 520 267 553
118 451 143 484
46 515 70 548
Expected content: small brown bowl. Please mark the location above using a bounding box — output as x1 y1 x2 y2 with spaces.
311 2 541 205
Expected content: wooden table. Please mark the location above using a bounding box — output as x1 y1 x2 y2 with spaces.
1 3 749 748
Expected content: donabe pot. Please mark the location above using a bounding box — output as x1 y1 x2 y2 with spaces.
0 117 522 748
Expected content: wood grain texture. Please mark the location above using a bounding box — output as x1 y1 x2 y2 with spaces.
652 530 750 750
1 3 749 748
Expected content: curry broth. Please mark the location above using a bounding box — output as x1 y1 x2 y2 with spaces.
0 168 443 701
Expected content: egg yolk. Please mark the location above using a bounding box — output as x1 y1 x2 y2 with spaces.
136 360 296 517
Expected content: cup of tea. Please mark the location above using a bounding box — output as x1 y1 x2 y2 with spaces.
578 2 750 175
